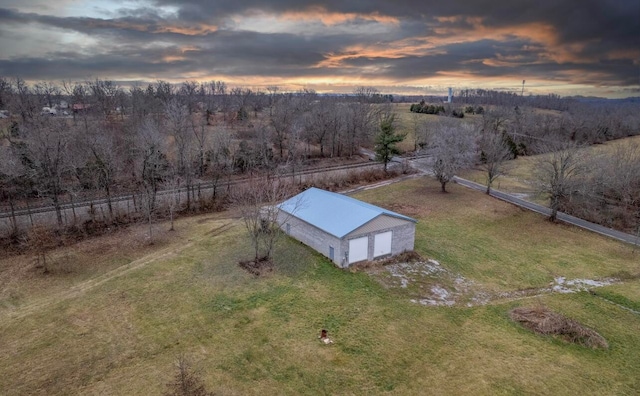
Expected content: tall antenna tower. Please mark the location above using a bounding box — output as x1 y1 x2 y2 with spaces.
521 80 526 96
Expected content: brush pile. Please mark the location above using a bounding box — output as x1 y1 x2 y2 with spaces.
510 306 608 349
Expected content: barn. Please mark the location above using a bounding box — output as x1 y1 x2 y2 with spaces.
277 187 417 267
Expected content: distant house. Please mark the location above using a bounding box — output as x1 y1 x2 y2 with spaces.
72 103 91 113
41 106 57 115
278 188 417 267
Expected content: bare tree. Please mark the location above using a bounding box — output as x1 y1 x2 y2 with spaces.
165 100 196 210
154 80 174 105
286 123 305 183
130 84 152 120
344 87 379 156
179 80 200 115
305 98 342 157
19 117 73 227
11 77 37 122
0 144 29 235
588 142 640 230
205 127 233 204
270 95 297 159
608 144 640 216
479 132 513 194
166 173 182 231
164 355 214 396
431 123 476 192
234 176 297 264
266 85 279 116
189 111 209 178
33 81 61 108
249 89 266 118
29 225 58 274
75 120 120 220
481 107 510 134
0 77 11 110
135 119 170 239
409 113 431 152
534 141 586 222
88 79 121 119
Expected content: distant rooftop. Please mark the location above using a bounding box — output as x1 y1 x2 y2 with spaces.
278 187 416 238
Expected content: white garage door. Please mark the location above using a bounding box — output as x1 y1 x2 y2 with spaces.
374 231 392 258
348 236 369 264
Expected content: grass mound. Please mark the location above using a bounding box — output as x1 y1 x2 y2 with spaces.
510 306 608 349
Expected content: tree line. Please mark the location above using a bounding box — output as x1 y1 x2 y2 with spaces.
420 105 640 233
0 78 398 239
1 76 638 241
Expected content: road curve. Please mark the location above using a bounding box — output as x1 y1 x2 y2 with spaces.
453 176 640 247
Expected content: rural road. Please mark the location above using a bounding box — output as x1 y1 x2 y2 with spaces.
453 176 640 247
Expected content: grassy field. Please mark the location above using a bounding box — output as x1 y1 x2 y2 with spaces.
1 177 639 395
390 103 481 153
460 135 640 204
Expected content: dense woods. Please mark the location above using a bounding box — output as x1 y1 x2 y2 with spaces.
1 77 639 242
0 78 394 242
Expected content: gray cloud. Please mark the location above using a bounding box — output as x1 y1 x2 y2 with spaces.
0 1 638 95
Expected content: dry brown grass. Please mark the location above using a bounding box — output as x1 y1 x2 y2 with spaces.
0 214 229 316
2 177 640 395
348 251 423 273
510 306 609 349
378 250 423 265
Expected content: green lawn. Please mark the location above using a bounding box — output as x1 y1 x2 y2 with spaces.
1 177 639 395
390 103 481 153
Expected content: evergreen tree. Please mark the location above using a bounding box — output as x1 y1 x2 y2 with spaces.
374 115 405 172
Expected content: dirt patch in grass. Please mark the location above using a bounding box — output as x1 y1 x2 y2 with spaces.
239 257 274 276
510 306 609 349
367 257 486 306
367 254 622 307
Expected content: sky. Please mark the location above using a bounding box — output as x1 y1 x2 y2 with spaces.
0 0 638 98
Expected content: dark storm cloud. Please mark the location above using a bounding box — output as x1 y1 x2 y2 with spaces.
148 0 640 61
0 7 180 37
0 0 638 93
150 0 640 39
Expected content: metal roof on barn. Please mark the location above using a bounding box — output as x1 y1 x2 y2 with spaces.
278 187 417 238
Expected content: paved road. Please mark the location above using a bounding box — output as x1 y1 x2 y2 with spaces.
453 176 640 247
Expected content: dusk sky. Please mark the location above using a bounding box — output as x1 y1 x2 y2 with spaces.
0 0 638 98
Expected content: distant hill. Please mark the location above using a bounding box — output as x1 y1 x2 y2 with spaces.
569 96 640 104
